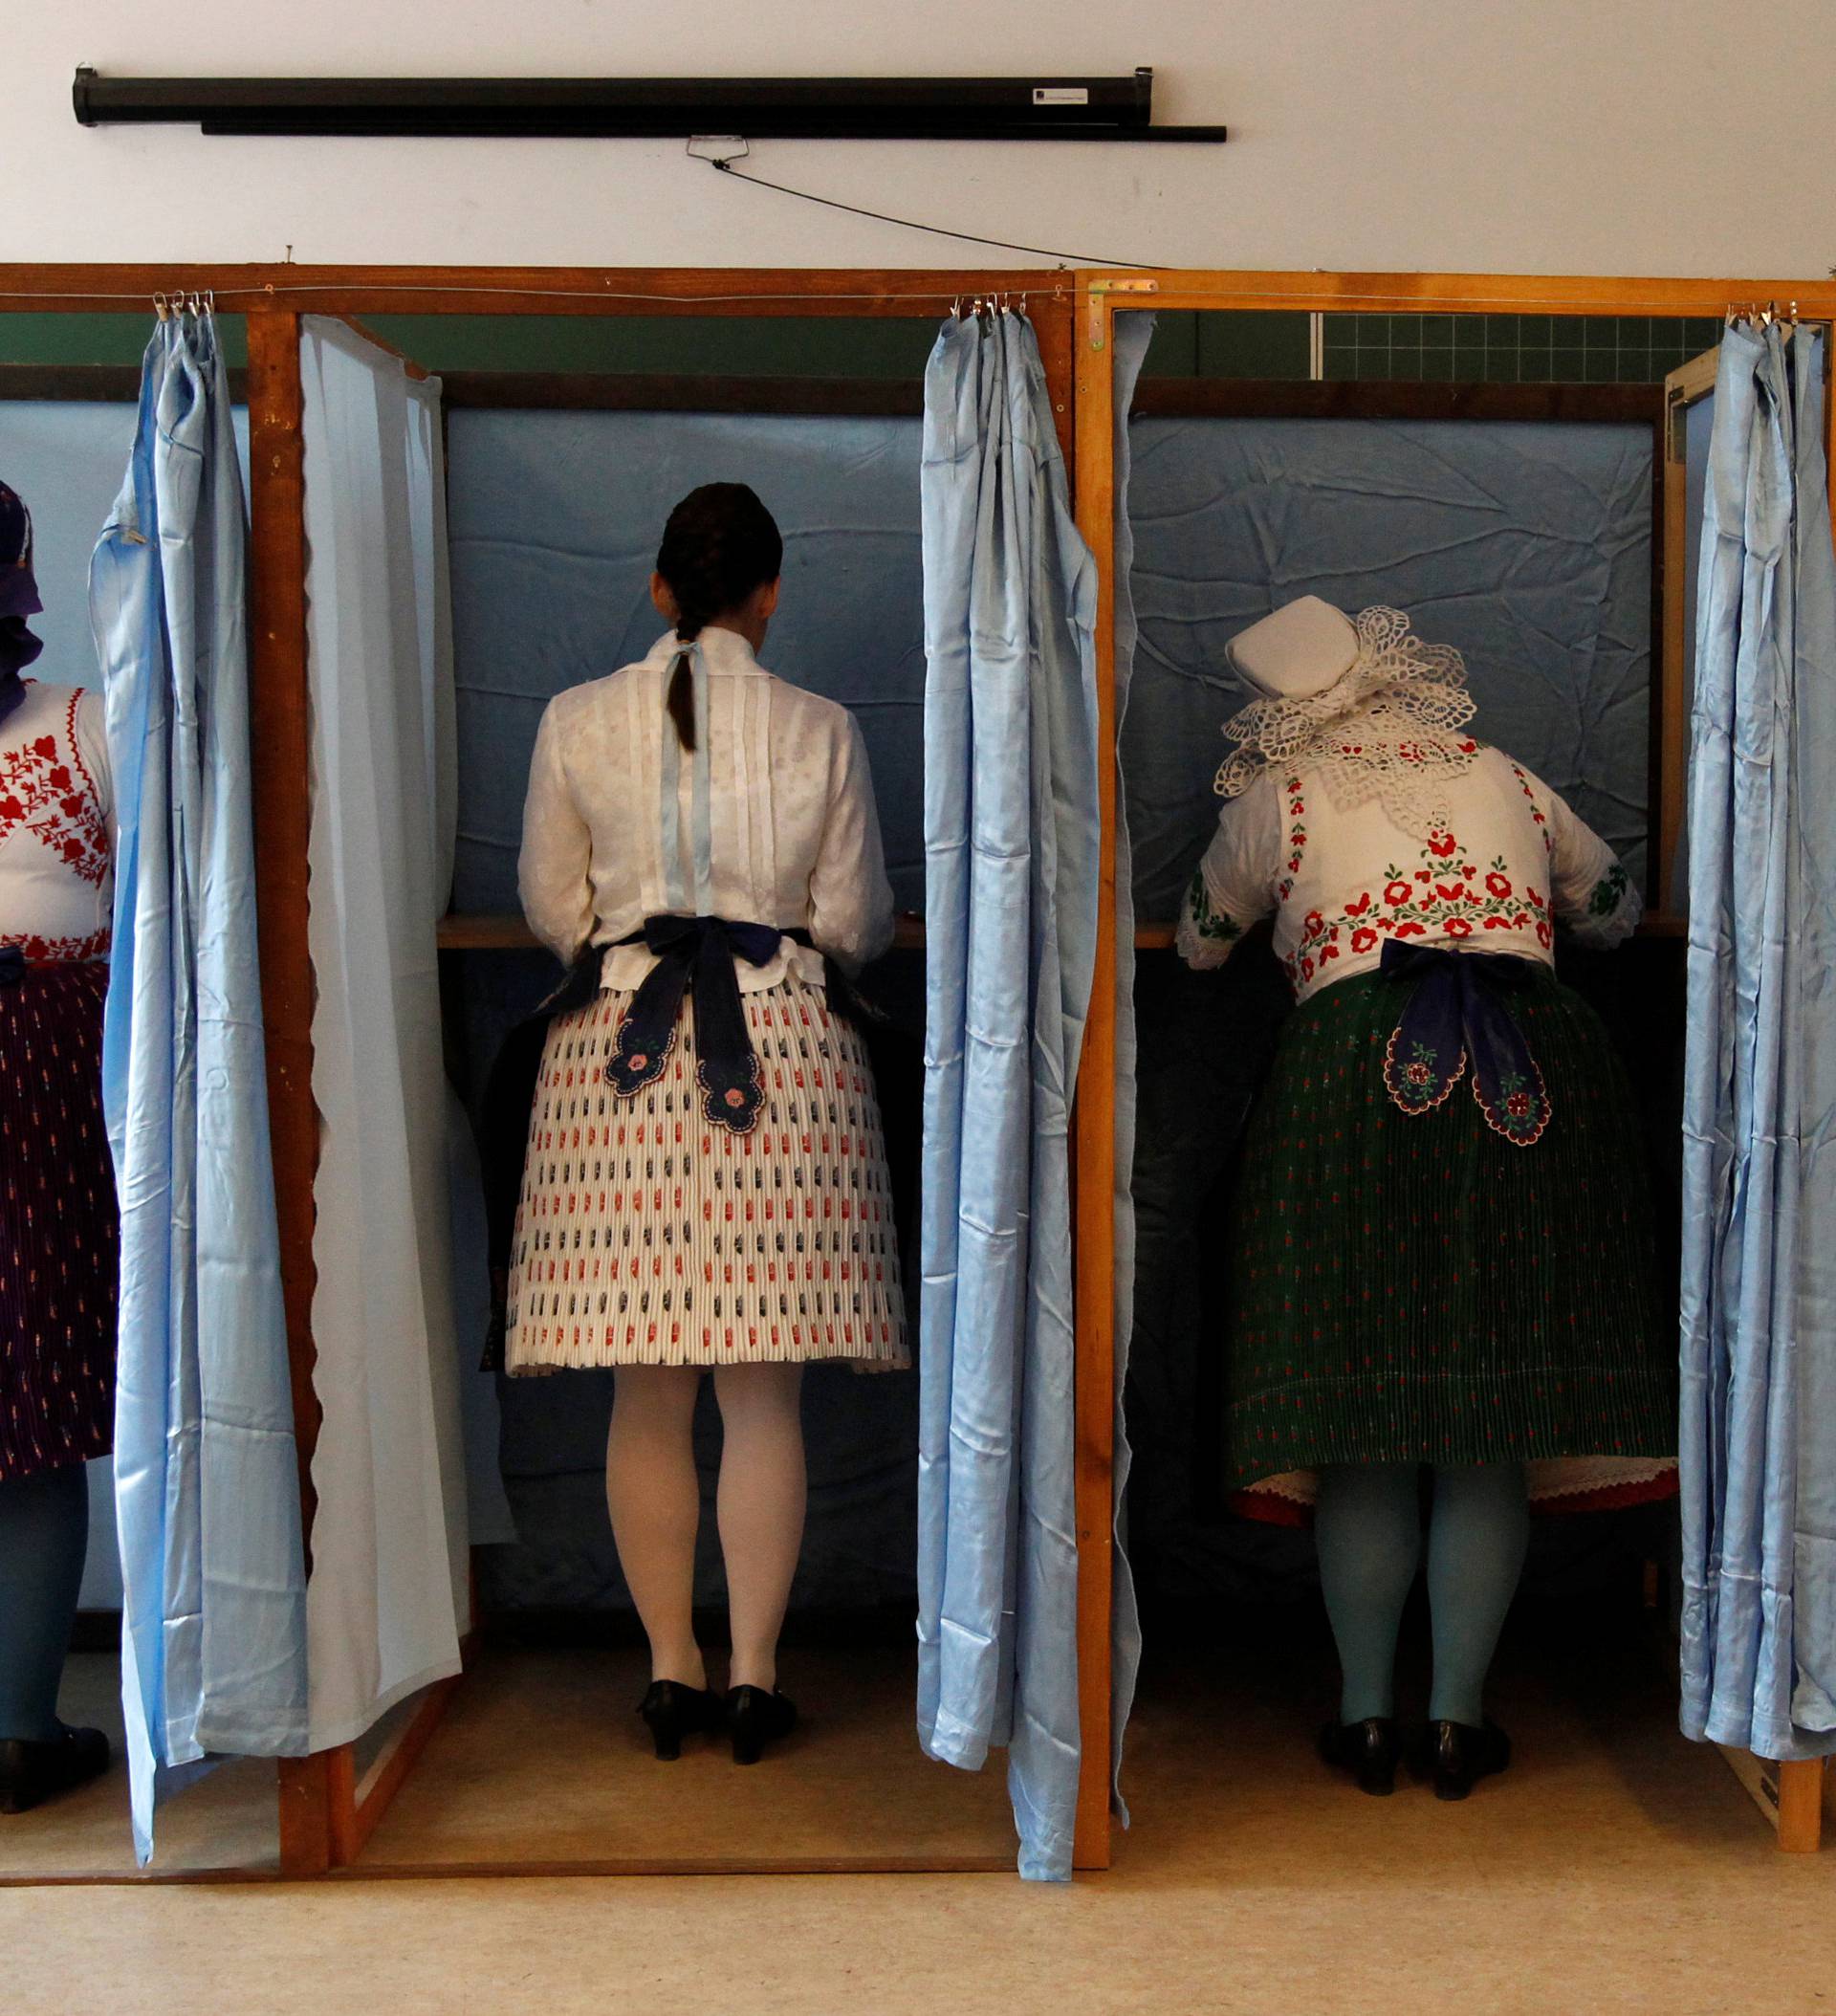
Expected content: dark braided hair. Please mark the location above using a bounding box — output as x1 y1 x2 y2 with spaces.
655 483 783 751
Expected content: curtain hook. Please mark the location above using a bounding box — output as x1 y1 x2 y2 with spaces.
950 296 961 319
151 292 166 321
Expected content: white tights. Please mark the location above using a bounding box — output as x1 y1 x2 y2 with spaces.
603 1363 807 1694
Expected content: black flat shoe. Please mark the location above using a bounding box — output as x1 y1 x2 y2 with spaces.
727 1685 798 1765
638 1680 721 1761
0 1726 111 1814
1415 1718 1511 1801
1318 1717 1401 1797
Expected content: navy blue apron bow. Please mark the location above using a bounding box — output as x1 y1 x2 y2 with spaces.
606 913 787 1133
1379 939 1551 1147
0 946 25 988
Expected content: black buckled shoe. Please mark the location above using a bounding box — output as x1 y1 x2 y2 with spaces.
0 1726 111 1815
726 1685 798 1765
1415 1718 1512 1801
1318 1717 1402 1797
638 1679 722 1761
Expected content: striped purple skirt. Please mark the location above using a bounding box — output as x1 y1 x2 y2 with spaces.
0 961 118 1481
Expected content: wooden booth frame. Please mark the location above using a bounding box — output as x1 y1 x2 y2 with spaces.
1071 268 1836 1863
0 262 1830 1878
0 263 1080 1884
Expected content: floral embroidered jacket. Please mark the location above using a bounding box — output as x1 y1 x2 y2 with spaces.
0 679 113 964
1174 741 1639 1001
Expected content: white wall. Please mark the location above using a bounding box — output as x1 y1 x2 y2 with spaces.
9 0 1835 278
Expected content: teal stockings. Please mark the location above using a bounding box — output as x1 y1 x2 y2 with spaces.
1314 1460 1530 1727
0 1463 89 1742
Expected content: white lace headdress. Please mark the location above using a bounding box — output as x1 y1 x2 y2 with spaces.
1213 605 1480 838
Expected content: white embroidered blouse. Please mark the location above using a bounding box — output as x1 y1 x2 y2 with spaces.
518 625 894 994
0 679 114 963
1175 741 1641 1001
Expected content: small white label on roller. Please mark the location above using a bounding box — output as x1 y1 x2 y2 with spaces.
1033 87 1089 105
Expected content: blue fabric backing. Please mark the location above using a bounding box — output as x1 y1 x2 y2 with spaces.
1123 415 1654 923
1117 409 1667 1630
446 408 929 1617
0 401 249 693
447 408 927 916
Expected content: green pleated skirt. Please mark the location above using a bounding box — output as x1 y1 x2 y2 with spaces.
1224 964 1675 1490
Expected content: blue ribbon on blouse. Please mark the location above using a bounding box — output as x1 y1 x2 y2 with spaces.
1379 939 1552 1147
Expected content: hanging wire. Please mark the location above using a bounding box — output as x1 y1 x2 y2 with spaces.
1 279 1071 308
707 157 1153 271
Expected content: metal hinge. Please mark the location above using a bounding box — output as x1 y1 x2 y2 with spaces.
1087 276 1159 350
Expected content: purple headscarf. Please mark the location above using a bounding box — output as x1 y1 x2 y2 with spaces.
0 481 44 729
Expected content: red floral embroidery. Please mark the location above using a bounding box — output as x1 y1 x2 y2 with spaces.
1275 761 1565 995
1276 775 1310 905
0 691 108 887
1 928 109 963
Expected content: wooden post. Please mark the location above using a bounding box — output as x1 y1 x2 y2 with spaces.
246 309 344 1879
1776 1759 1825 1853
1031 291 1078 468
1069 278 1121 1872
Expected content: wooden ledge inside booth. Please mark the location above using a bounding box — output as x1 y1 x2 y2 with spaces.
437 912 1687 953
435 913 932 952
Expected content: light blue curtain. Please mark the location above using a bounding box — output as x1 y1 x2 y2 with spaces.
89 311 308 1862
1680 321 1836 1762
1104 313 1155 1818
916 311 1100 1881
0 399 251 1616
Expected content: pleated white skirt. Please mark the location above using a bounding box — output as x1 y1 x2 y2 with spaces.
505 974 908 1372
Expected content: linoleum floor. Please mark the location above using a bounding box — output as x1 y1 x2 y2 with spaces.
7 1620 1831 2014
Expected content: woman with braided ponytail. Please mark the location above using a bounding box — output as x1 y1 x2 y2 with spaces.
509 483 906 1765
